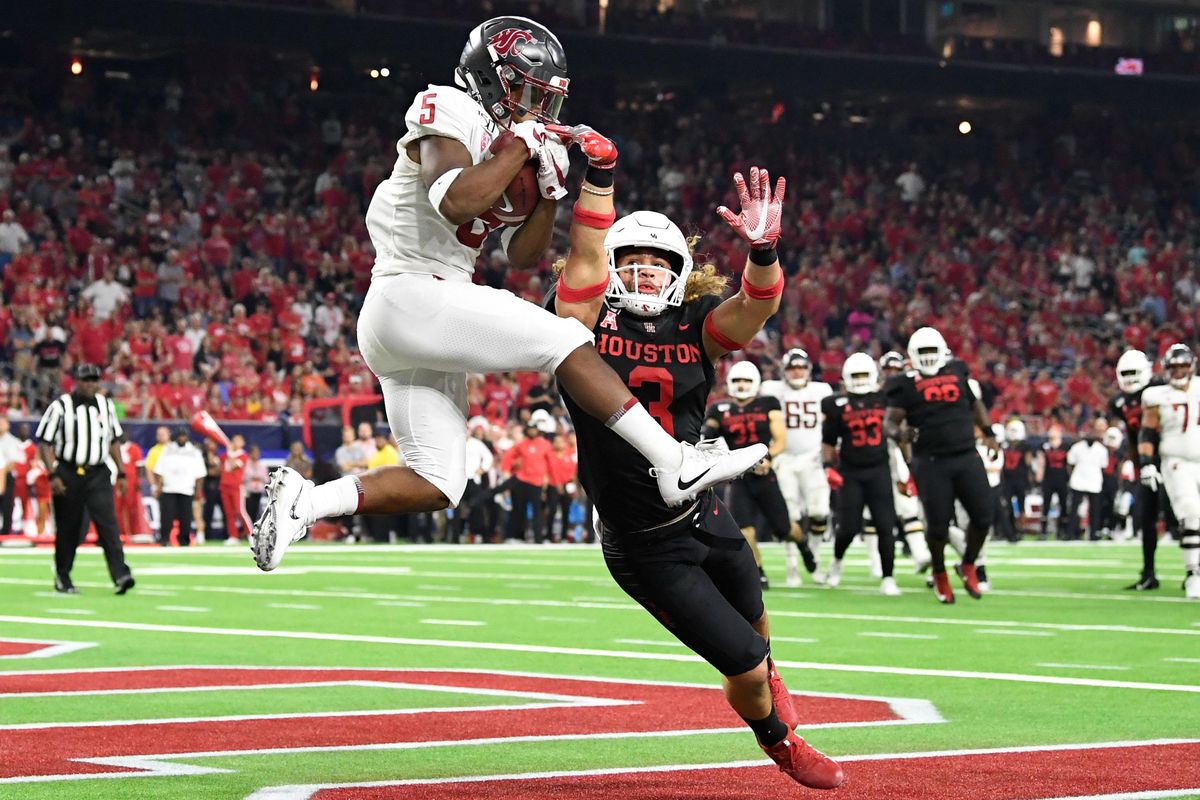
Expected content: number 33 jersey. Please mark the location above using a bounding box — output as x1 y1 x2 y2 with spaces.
884 359 978 457
1141 379 1200 461
556 295 721 533
367 84 504 281
759 380 832 459
822 392 888 468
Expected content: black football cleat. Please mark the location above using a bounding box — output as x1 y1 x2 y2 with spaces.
114 574 136 595
1124 575 1159 591
54 574 78 594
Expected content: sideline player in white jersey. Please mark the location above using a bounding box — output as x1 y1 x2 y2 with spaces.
761 348 831 586
1137 343 1200 599
251 16 765 571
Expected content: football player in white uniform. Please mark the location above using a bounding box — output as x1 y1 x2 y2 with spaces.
1137 344 1200 599
251 16 765 571
761 349 831 586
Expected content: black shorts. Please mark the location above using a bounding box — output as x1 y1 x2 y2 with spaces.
729 471 791 540
911 449 994 535
601 491 768 677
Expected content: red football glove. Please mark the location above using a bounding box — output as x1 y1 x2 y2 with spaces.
716 166 786 249
825 467 844 491
903 476 917 497
546 124 618 170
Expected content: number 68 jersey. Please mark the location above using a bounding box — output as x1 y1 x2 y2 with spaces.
759 378 833 460
1141 378 1200 461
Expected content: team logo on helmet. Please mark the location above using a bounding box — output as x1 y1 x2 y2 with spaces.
488 28 534 57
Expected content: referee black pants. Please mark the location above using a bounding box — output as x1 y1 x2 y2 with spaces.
53 466 131 583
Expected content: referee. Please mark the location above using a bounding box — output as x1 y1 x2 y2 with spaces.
35 363 135 595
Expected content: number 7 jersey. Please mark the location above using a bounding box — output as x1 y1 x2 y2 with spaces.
759 379 833 459
1141 378 1200 461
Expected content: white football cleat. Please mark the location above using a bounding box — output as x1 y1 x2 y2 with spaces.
653 441 768 507
810 570 828 586
785 572 803 588
251 467 313 572
880 576 901 596
1185 571 1200 600
825 559 842 588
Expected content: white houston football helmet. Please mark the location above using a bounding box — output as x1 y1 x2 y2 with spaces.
907 327 949 376
1005 419 1027 443
1102 426 1124 450
842 352 879 394
1115 349 1152 394
1162 343 1195 390
604 211 693 318
727 360 761 401
990 423 1006 445
782 348 812 388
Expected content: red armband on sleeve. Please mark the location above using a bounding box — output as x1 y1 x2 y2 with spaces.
572 203 616 230
741 271 784 300
703 311 749 352
555 273 609 303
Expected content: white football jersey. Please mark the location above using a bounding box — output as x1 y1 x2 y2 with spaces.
367 84 504 281
760 380 832 457
1142 379 1200 461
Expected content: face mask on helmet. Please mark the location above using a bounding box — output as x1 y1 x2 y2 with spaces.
604 211 693 318
726 361 761 401
455 17 569 127
841 353 878 394
907 327 948 376
1115 349 1151 393
1163 344 1195 389
1102 427 1124 450
879 351 905 377
1005 420 1026 442
783 349 811 388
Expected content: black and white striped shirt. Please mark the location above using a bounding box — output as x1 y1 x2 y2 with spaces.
35 393 123 468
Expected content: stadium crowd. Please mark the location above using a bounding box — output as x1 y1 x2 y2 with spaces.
1 46 1198 545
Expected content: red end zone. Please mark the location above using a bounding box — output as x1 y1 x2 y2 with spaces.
301 741 1200 800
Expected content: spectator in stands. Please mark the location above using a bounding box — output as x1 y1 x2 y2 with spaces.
199 438 222 543
894 163 925 203
452 417 495 544
498 421 554 544
81 268 130 322
0 209 29 257
0 417 25 536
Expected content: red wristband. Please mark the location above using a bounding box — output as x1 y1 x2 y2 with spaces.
573 203 616 229
703 311 748 352
741 271 784 300
556 273 609 303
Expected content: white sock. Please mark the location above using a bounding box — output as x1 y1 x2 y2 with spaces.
905 532 930 561
607 401 682 469
1183 533 1199 570
308 476 361 525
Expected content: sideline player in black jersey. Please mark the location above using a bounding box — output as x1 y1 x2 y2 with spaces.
822 353 901 596
704 361 791 590
999 419 1032 542
547 156 843 790
1107 349 1176 590
884 326 996 604
1035 424 1071 540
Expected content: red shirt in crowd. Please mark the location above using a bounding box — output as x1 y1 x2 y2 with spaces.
500 436 555 487
220 449 248 490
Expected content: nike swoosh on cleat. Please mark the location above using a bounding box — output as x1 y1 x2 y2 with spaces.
677 466 714 491
679 323 690 330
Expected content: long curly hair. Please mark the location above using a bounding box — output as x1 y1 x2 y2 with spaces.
551 233 730 301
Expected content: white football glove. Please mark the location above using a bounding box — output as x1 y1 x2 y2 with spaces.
534 137 570 200
509 120 549 157
1139 463 1161 490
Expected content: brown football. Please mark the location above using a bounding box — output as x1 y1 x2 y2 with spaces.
489 132 539 225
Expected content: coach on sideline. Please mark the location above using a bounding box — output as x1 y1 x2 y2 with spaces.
35 363 135 595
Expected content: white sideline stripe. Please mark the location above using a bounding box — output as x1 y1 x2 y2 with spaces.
134 589 178 597
1037 663 1132 672
415 584 461 591
1 616 1197 694
241 739 1200 800
0 638 96 659
374 601 427 608
614 639 686 648
155 606 209 613
44 608 95 615
1165 657 1200 664
266 603 321 610
769 636 818 644
5 576 1193 639
504 583 550 590
417 619 484 627
976 629 1056 637
534 616 590 624
860 632 938 640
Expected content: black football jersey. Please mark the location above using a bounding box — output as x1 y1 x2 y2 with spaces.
1041 442 1070 481
1002 442 1031 481
821 391 888 467
883 359 977 456
548 292 721 533
704 396 780 449
1107 380 1165 464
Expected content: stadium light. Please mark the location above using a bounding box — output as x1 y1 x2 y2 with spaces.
309 69 319 91
369 69 380 79
69 57 83 76
380 67 390 77
958 120 972 135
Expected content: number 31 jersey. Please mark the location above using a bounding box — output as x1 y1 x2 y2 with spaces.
760 380 832 459
1141 378 1200 461
883 359 977 457
367 84 503 281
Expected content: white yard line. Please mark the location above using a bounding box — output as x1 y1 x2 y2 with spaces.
859 632 939 640
614 639 686 648
417 619 485 627
1 615 1196 694
1036 663 1131 671
976 629 1056 637
155 606 210 613
266 604 321 611
1165 657 1200 664
44 608 95 616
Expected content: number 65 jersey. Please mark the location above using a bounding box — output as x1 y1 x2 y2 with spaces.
883 359 978 457
1141 378 1200 461
759 378 833 461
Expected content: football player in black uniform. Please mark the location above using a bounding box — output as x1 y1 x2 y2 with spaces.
547 156 843 790
884 326 997 603
822 353 901 596
1036 424 1071 540
999 419 1032 542
1107 349 1174 590
704 361 791 590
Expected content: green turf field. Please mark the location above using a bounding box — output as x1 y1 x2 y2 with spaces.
1 540 1198 799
